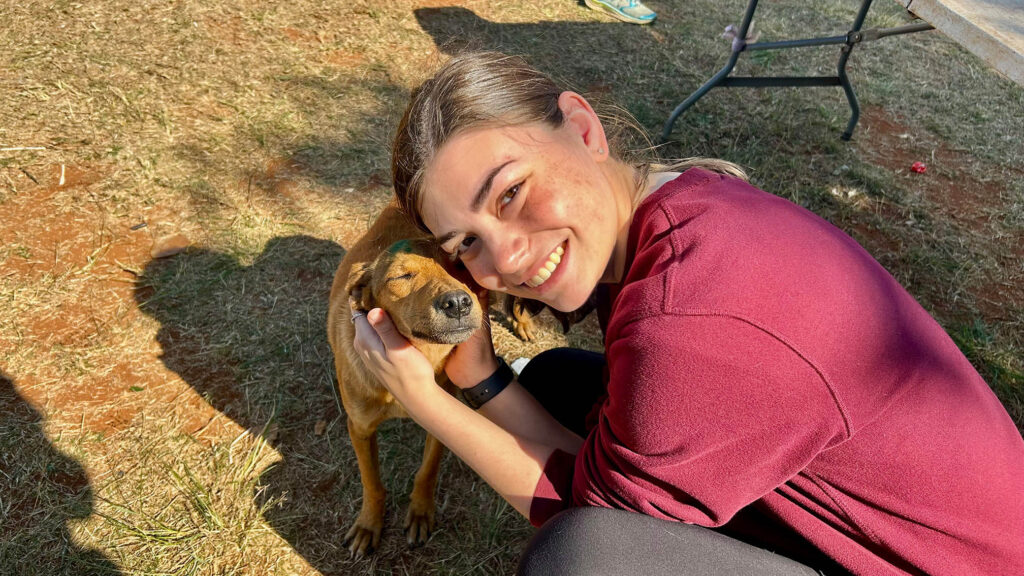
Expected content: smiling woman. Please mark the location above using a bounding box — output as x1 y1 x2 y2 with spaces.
418 111 627 313
348 51 1024 575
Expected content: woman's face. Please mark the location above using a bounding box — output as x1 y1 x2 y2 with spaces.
419 96 626 312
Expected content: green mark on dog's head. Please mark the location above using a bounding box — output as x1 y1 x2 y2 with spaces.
387 239 415 255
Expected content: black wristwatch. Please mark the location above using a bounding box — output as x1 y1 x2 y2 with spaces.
461 357 515 410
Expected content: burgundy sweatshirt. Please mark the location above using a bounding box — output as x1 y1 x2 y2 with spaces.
529 169 1024 575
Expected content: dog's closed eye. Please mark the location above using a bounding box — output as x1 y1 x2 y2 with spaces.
386 273 415 283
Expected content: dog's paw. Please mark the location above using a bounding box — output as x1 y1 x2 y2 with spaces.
404 501 436 547
344 515 383 559
513 317 536 342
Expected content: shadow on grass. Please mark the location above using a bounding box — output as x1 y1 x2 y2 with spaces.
0 372 123 576
134 235 357 574
414 6 676 127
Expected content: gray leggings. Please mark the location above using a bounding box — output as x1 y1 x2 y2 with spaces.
517 507 824 576
515 348 845 576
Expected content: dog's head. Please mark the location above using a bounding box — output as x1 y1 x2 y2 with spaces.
346 239 483 347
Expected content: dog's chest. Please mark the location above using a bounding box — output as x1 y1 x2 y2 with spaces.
382 391 403 414
377 388 411 419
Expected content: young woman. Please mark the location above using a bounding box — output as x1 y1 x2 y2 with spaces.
349 51 1024 575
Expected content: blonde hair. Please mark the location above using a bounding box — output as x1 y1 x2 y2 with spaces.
391 51 746 230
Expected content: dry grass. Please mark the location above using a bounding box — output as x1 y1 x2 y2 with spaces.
1 0 1021 574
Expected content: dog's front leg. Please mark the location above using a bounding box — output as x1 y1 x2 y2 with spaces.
405 432 444 546
345 417 385 558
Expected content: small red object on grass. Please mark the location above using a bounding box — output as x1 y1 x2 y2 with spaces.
910 161 927 173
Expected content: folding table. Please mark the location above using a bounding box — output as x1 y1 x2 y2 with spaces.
660 0 935 141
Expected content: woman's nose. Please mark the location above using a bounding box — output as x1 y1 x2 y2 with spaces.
491 232 530 278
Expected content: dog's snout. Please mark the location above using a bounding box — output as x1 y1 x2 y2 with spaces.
437 290 473 319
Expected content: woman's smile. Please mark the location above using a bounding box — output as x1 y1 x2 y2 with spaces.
525 242 566 288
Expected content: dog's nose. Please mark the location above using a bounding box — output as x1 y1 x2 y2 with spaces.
437 290 473 319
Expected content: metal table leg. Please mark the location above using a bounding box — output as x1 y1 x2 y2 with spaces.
838 0 874 140
660 0 934 142
661 0 759 140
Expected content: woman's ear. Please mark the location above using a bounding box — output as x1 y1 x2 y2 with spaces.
557 91 609 161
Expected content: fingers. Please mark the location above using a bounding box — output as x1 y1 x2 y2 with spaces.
351 309 435 398
351 309 385 366
352 308 414 360
367 308 413 352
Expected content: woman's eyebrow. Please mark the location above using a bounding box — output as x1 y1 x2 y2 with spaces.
471 160 514 211
434 159 515 246
436 231 459 246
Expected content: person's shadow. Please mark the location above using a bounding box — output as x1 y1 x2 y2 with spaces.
412 6 685 134
134 235 361 573
414 6 658 78
0 371 123 575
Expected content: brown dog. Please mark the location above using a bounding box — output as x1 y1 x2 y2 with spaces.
326 204 483 557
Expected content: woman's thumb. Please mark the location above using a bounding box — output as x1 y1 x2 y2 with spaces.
367 308 406 351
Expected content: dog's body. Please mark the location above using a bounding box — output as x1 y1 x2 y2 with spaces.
505 292 596 341
327 204 482 557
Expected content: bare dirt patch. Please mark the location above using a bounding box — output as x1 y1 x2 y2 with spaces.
857 107 1018 233
855 107 1024 320
0 161 212 436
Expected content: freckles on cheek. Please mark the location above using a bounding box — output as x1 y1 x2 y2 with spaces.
529 182 570 223
545 180 602 227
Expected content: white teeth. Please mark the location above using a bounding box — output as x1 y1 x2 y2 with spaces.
526 243 565 288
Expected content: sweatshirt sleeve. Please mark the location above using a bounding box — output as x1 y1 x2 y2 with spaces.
528 448 577 526
566 313 848 526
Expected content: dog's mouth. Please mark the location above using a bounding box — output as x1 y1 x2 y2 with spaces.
411 324 478 345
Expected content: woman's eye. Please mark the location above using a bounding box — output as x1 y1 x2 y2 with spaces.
453 236 476 259
500 184 521 207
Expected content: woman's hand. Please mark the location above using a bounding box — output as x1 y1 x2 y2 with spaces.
351 307 436 399
445 318 500 389
442 282 499 390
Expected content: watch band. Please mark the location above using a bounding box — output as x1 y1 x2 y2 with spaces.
461 357 515 410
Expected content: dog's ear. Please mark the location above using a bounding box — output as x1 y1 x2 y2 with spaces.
345 261 375 311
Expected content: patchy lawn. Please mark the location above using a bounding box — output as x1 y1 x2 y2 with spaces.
1 0 1020 574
